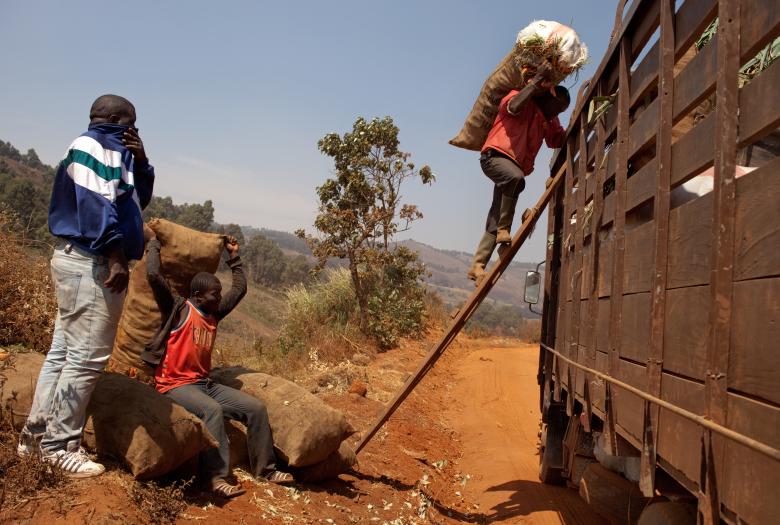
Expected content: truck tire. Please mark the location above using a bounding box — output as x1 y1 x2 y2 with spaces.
539 402 566 485
637 502 696 525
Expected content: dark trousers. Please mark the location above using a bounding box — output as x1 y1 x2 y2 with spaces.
165 379 276 482
480 149 526 234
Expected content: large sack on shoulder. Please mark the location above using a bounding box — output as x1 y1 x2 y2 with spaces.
111 218 225 379
449 50 525 151
450 21 588 151
83 373 218 480
211 367 356 467
1 352 45 429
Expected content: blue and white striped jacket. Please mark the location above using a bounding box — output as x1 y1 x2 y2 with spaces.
48 123 155 260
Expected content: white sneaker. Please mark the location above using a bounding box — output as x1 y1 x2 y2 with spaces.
41 447 105 478
17 429 40 458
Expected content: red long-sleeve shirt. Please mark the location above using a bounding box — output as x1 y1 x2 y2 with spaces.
481 89 566 175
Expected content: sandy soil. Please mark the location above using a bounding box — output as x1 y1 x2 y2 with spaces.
1 336 604 524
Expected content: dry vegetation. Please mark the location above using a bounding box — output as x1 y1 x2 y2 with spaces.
0 356 68 511
0 211 56 352
130 479 189 525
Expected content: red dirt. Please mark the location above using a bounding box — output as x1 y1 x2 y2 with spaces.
1 335 605 524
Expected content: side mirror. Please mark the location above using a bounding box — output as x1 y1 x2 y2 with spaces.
524 270 541 305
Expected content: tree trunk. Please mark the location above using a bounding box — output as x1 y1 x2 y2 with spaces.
349 259 369 333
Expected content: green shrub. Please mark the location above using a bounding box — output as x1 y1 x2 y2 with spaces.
278 268 361 357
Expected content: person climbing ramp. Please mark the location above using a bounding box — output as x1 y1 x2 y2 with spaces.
448 20 587 284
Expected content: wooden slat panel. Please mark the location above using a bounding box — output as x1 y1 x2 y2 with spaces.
597 298 611 354
623 221 655 293
674 0 717 57
740 0 780 59
580 241 592 300
626 157 657 212
673 38 717 120
591 351 609 411
603 191 615 226
630 40 659 106
721 393 780 525
729 277 780 406
668 191 713 288
734 156 780 281
576 343 588 397
664 285 710 380
629 97 659 157
628 0 661 60
620 292 652 363
657 373 705 483
614 359 646 441
671 111 715 186
738 59 780 147
598 233 614 298
585 172 596 201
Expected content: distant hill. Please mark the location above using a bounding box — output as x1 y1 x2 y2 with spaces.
398 239 540 312
238 224 542 311
0 140 55 242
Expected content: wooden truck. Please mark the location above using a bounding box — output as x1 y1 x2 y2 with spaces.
525 0 780 523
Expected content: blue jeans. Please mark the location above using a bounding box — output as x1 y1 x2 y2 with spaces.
164 379 276 482
24 245 125 452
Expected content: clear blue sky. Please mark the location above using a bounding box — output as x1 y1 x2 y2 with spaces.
0 1 614 260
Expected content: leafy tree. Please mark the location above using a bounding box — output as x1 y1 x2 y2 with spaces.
142 196 178 222
175 200 214 232
143 196 215 232
243 234 289 287
220 223 245 246
282 255 311 285
297 116 434 336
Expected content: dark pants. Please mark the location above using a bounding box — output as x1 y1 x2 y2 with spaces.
480 149 526 234
165 379 275 482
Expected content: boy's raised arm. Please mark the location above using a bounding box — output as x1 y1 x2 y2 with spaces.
145 225 177 317
216 236 248 321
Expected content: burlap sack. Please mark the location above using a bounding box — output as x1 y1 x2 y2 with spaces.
111 219 225 379
225 421 357 481
83 373 218 480
211 367 356 467
449 50 524 151
1 354 217 480
450 21 586 152
1 352 45 429
289 442 358 482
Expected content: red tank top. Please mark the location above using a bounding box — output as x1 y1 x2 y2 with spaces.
155 301 218 393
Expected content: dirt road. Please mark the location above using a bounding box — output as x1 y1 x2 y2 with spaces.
2 337 607 524
448 343 605 524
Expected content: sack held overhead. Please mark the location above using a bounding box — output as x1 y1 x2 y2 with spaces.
450 20 587 152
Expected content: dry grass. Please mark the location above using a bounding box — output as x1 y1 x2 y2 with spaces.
0 358 68 510
0 211 56 352
129 479 189 525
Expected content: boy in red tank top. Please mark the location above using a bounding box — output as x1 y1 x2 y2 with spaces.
141 226 293 497
467 67 571 284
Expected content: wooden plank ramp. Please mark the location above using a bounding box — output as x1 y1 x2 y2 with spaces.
354 164 566 454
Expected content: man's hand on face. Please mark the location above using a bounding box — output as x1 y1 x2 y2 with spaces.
105 249 129 293
225 236 240 257
123 127 148 165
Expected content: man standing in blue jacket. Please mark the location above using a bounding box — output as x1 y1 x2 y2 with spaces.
17 94 155 477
